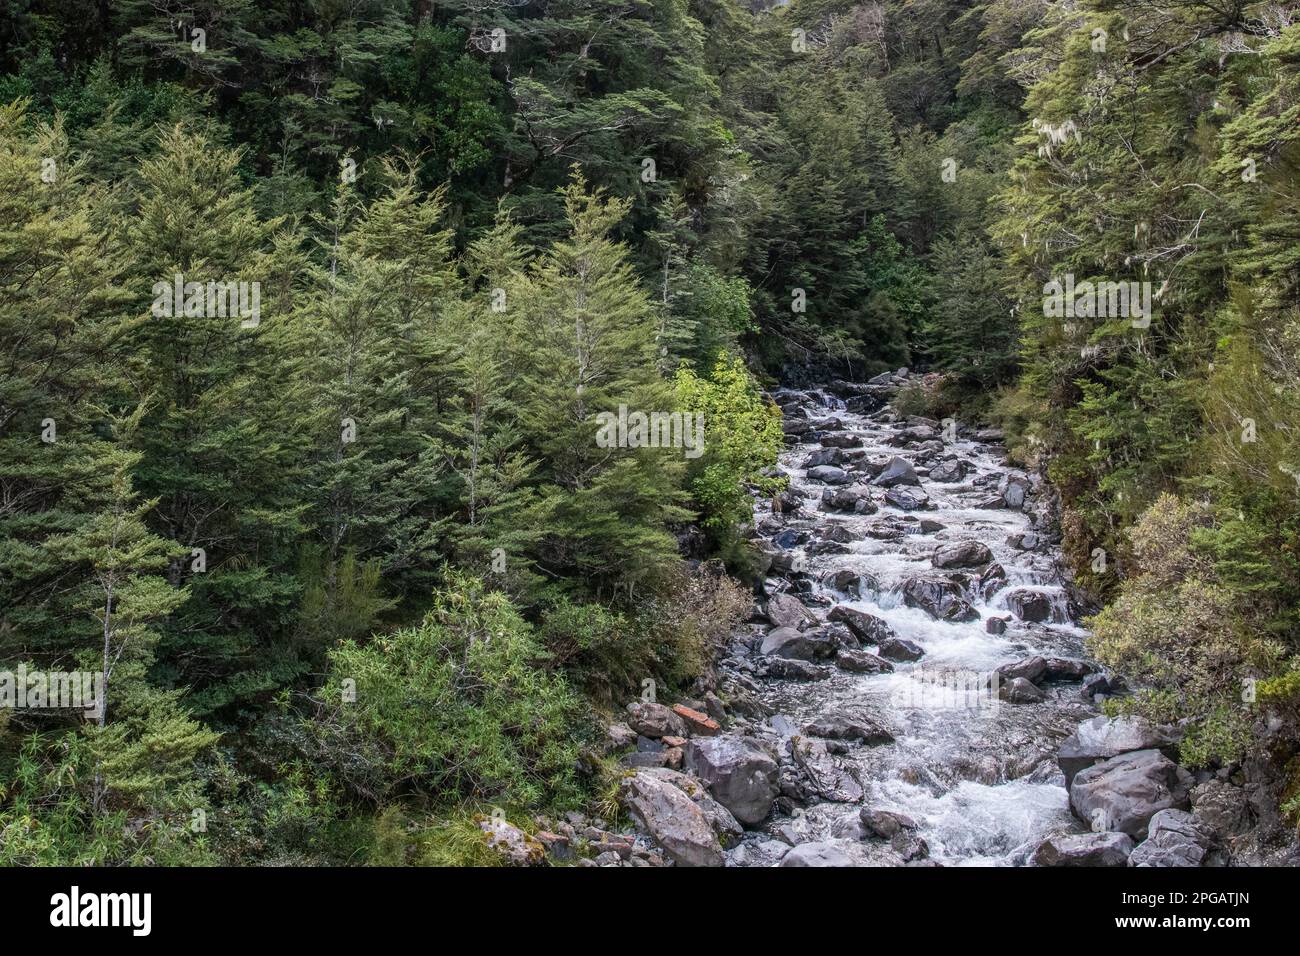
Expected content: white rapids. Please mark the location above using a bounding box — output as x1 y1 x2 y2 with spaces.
725 385 1100 866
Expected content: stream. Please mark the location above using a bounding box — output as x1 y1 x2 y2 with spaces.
723 379 1101 866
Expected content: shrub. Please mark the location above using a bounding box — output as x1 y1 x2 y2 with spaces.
1088 494 1286 766
310 573 592 809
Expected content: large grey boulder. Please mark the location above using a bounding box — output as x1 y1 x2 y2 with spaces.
765 592 818 630
802 447 843 468
1032 831 1134 867
834 649 895 674
859 808 919 840
821 486 876 513
883 487 930 511
978 562 1008 600
878 636 925 662
638 767 743 850
789 737 865 803
760 626 835 661
803 713 894 746
685 736 780 826
1002 475 1030 508
999 676 1046 704
625 701 687 739
827 605 896 644
1069 749 1193 839
777 841 857 867
928 459 967 483
619 770 723 867
1058 715 1180 788
1004 587 1057 623
1128 809 1221 867
807 465 851 485
889 425 938 446
876 455 921 488
997 656 1049 685
764 657 832 681
902 574 979 622
932 540 993 569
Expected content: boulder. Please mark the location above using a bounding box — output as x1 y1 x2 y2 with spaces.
1058 715 1180 787
932 540 993 569
834 649 895 674
760 626 834 661
978 563 1008 600
626 701 688 739
1031 831 1134 867
619 770 724 867
1002 476 1030 509
878 636 925 662
778 841 857 867
985 617 1008 635
1129 809 1220 867
876 455 921 488
997 656 1048 685
807 465 851 485
684 736 781 826
927 460 967 483
638 767 742 850
803 714 894 745
902 575 980 622
1005 588 1056 623
891 830 929 862
820 523 857 544
764 657 832 681
889 425 938 446
621 750 671 769
1068 749 1193 839
999 676 1046 704
1008 531 1040 551
827 605 896 644
883 487 929 511
859 808 919 839
802 448 843 468
765 592 818 630
606 722 638 750
773 528 809 550
1041 658 1098 682
823 569 870 597
789 737 865 803
820 434 863 449
821 486 876 513
1080 672 1124 701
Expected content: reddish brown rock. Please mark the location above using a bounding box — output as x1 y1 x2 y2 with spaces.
672 704 721 736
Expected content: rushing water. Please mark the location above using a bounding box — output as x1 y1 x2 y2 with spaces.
727 386 1099 866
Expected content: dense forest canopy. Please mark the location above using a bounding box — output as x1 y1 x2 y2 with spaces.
1 0 1298 865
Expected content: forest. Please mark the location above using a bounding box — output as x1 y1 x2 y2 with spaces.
1 0 1298 867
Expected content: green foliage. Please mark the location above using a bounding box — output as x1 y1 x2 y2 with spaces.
1089 495 1286 766
674 354 785 541
313 574 592 809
